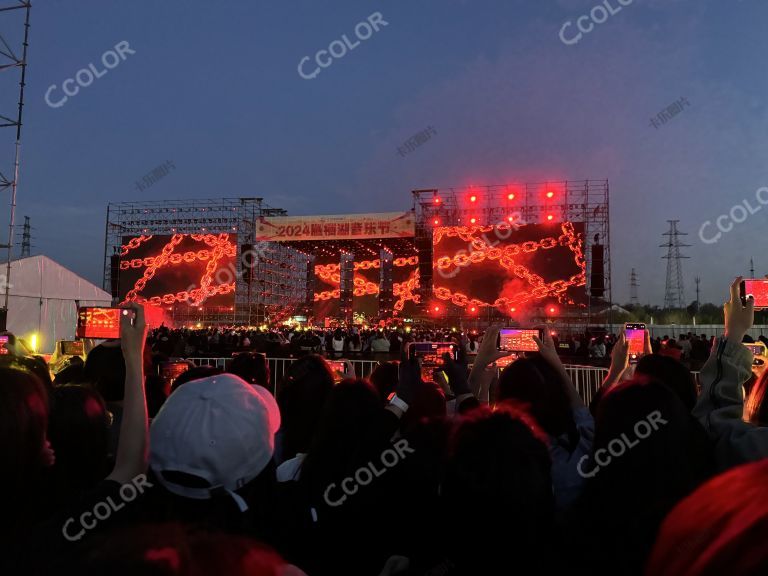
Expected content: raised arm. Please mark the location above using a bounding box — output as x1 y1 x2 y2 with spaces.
693 277 768 470
107 303 149 484
533 329 583 410
468 325 511 401
602 331 630 389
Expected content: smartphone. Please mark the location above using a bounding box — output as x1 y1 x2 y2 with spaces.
625 323 646 361
328 360 347 381
160 361 191 389
744 343 767 367
408 342 458 381
76 307 133 339
0 335 8 355
60 340 84 356
740 279 768 309
498 328 542 353
408 342 458 365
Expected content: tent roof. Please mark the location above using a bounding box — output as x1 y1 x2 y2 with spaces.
2 254 111 301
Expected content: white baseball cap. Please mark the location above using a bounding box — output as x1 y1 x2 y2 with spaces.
150 373 280 510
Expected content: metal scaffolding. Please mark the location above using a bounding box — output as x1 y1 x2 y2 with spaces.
412 180 611 331
103 197 306 326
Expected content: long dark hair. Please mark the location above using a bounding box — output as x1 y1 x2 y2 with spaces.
277 355 334 461
497 354 579 451
0 367 49 539
46 385 111 504
745 369 768 425
298 378 384 501
441 405 556 573
578 378 709 574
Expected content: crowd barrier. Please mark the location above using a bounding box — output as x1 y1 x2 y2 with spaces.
188 356 610 402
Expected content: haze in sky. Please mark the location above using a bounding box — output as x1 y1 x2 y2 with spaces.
1 0 767 305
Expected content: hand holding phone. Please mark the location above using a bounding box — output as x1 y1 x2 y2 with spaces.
119 303 146 364
76 307 125 339
624 323 646 362
498 328 543 353
727 277 755 342
740 279 768 309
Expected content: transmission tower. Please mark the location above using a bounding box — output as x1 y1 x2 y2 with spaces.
630 268 639 305
19 214 30 257
661 220 690 309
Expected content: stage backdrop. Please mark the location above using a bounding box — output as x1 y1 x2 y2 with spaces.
256 212 415 242
432 222 587 313
118 233 237 309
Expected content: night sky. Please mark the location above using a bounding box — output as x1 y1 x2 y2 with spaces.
1 0 767 305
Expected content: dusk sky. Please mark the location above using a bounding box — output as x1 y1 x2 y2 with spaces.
2 0 768 306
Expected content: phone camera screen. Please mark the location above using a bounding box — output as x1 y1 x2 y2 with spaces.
499 329 539 352
743 280 768 308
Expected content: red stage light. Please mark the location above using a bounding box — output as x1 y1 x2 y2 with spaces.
470 306 477 313
546 191 554 199
508 193 515 201
434 305 440 312
470 195 477 203
434 197 440 204
470 217 477 224
546 214 554 221
434 219 439 225
548 306 556 314
510 307 516 313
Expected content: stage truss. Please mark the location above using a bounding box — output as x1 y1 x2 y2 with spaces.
103 197 306 326
413 180 611 330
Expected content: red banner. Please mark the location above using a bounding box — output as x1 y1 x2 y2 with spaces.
256 212 415 242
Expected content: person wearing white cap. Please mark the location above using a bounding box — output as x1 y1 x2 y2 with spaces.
149 373 281 516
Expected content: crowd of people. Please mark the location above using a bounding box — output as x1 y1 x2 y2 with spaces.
142 323 728 371
3 277 768 575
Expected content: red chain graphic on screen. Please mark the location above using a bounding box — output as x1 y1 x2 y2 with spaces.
120 235 154 256
432 222 586 312
121 234 236 307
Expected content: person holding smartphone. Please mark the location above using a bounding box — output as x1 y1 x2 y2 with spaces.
693 277 768 471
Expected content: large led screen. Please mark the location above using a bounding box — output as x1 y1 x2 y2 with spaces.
118 233 237 308
432 222 587 312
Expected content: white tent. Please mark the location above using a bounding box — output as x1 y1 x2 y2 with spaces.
2 255 111 353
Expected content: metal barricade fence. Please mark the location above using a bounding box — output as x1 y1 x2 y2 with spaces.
187 357 608 402
564 365 609 406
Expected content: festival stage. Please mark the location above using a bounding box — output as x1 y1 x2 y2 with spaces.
104 181 610 328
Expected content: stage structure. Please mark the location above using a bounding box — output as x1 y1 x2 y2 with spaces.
255 212 419 325
103 198 307 326
412 180 611 328
0 0 31 330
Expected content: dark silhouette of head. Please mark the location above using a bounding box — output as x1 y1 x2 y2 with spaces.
400 380 446 435
497 354 577 448
442 405 555 573
82 344 126 402
277 355 334 460
369 361 399 403
61 523 285 576
581 377 709 573
228 352 270 388
46 385 111 500
636 354 698 411
0 367 49 539
299 378 383 498
646 459 768 576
